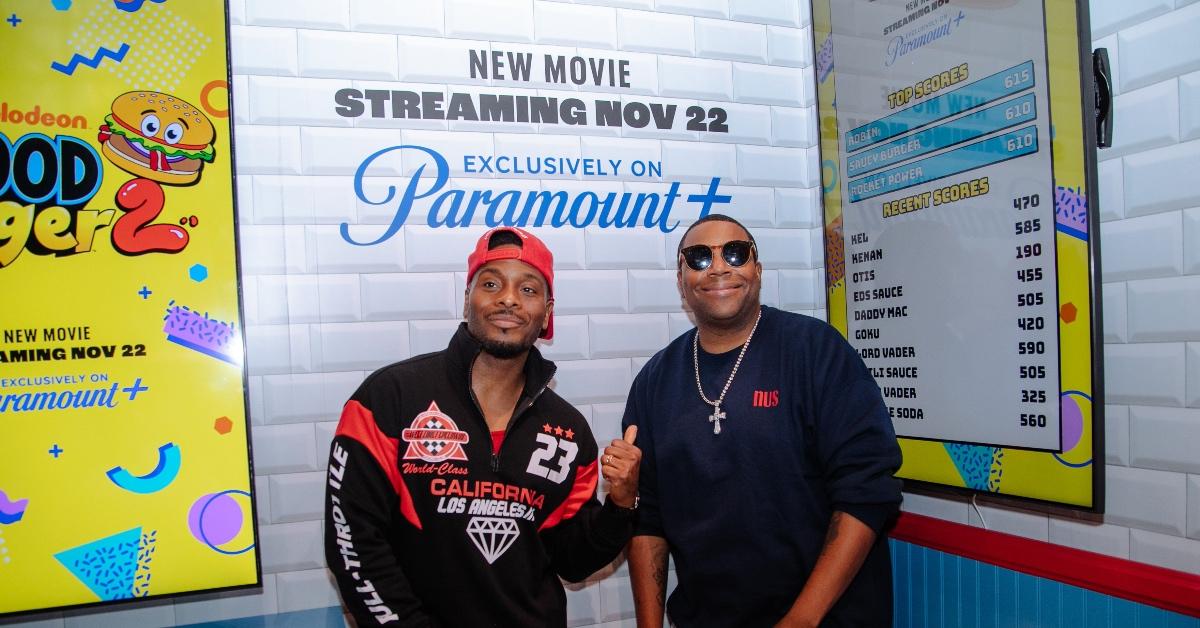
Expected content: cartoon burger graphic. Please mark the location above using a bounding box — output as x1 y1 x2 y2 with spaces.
99 91 215 185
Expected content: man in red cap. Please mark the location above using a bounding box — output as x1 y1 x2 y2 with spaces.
325 227 641 627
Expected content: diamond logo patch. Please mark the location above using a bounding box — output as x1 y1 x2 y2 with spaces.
466 516 520 564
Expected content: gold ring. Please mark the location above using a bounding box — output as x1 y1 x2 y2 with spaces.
604 454 613 465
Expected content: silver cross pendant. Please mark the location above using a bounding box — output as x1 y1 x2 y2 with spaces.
709 405 726 434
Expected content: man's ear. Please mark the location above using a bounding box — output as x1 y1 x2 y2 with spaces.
542 298 555 333
462 287 470 320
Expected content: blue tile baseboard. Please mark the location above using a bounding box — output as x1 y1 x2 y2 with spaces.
891 540 1200 627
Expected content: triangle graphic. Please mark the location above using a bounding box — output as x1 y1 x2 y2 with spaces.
944 443 1001 492
466 516 520 564
54 527 142 601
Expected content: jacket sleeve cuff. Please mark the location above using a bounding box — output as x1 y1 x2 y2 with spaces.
601 496 638 518
834 501 898 534
595 497 636 537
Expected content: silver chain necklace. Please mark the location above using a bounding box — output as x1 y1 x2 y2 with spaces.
692 309 762 435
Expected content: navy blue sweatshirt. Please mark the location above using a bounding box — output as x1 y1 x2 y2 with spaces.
622 306 903 627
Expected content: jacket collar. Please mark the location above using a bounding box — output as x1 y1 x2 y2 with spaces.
445 322 557 401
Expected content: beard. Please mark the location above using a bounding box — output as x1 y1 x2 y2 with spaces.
478 335 530 359
466 308 542 359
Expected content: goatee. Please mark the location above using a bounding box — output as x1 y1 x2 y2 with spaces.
478 337 530 359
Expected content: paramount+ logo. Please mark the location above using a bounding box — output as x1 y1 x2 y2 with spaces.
340 144 735 245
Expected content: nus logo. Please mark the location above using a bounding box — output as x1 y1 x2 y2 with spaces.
752 390 779 408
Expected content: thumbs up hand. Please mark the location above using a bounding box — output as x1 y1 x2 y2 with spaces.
602 425 642 509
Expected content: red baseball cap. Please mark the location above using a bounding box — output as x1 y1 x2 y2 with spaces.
467 227 555 340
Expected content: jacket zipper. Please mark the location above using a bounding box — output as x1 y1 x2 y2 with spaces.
466 350 555 472
495 380 551 471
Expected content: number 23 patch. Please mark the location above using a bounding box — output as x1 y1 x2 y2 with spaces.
526 424 579 484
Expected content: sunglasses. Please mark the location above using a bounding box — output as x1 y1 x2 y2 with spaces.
679 240 757 271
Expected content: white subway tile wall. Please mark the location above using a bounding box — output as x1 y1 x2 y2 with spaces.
61 600 177 628
217 5 825 621
1098 212 1183 283
1102 281 1127 343
966 502 1051 543
1189 474 1200 540
20 1 1200 626
172 575 280 625
899 492 970 525
1097 157 1124 221
1105 466 1188 536
1098 79 1179 160
275 569 343 613
617 9 696 56
1130 528 1200 575
1048 517 1132 559
257 520 325 573
1116 3 1200 92
1106 404 1131 467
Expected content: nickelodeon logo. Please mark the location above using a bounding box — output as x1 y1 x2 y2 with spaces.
1 102 88 130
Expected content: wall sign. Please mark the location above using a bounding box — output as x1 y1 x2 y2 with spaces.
0 1 257 616
813 0 1104 510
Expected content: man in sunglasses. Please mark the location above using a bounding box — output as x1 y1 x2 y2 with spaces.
623 214 902 627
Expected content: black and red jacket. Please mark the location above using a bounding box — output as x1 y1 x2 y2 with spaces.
324 323 633 627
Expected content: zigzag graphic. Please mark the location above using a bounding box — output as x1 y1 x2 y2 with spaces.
113 0 165 12
50 42 131 76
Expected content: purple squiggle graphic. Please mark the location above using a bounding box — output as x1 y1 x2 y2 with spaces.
163 301 238 364
0 490 29 525
816 37 834 84
1055 185 1088 240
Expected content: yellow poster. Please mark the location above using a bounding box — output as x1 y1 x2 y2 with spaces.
0 0 257 616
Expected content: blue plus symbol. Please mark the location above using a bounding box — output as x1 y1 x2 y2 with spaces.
122 378 149 401
6 14 21 27
687 177 733 218
954 10 965 27
49 444 63 458
138 286 152 299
